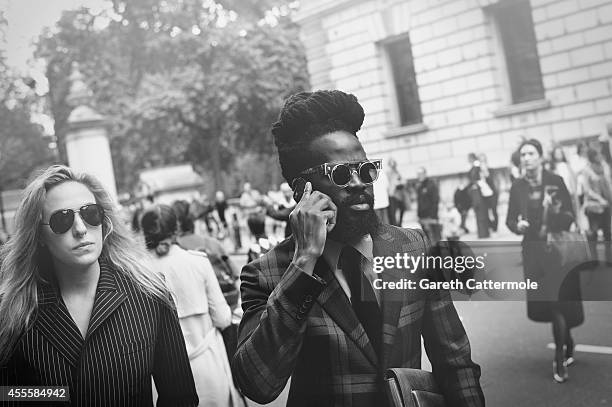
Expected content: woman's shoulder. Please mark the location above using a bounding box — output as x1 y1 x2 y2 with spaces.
102 260 172 310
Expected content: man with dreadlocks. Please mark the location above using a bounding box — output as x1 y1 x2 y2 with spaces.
232 90 484 407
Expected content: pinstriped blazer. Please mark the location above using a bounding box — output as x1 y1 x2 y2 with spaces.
0 261 198 407
232 225 484 407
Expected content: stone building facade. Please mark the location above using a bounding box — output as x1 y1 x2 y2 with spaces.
294 0 612 200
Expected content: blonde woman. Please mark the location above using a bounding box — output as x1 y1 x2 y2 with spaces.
142 205 244 407
0 165 198 406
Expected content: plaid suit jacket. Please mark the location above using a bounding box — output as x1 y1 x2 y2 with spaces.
232 225 484 407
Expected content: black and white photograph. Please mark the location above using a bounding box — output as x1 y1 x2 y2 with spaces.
0 0 611 406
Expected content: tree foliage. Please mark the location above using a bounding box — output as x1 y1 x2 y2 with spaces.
35 0 308 195
0 14 54 190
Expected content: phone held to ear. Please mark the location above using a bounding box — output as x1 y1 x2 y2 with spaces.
292 178 307 202
291 178 336 233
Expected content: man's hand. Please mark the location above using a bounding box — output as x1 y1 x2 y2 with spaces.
290 182 337 274
516 214 530 234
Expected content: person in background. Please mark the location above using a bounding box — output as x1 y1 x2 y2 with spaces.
142 205 243 407
582 147 612 262
263 182 295 238
172 200 240 309
386 158 406 227
478 153 498 233
454 177 471 234
231 212 242 252
506 139 583 384
192 195 218 236
468 153 490 238
265 185 284 237
416 166 441 244
239 182 262 217
0 165 198 406
373 164 390 224
215 191 229 234
571 142 589 202
246 212 278 263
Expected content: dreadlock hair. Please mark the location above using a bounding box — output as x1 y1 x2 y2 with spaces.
271 90 365 183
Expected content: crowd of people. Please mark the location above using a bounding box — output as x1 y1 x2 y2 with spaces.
0 88 605 405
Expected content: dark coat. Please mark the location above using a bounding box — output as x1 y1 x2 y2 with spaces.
417 178 439 219
0 261 198 407
506 170 584 326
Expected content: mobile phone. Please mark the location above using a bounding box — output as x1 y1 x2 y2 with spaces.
292 178 336 233
292 178 306 202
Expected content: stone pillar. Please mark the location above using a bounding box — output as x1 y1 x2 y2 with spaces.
65 68 118 202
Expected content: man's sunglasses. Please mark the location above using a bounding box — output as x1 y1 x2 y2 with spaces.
297 159 382 188
42 203 105 234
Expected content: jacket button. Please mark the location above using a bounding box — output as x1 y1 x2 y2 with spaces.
304 294 313 303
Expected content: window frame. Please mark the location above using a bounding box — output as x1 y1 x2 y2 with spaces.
486 0 548 110
380 33 424 129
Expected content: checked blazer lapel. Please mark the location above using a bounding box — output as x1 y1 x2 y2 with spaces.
374 228 403 369
374 225 425 369
314 257 379 368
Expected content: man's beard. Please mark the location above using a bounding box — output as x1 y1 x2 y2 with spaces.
330 190 380 243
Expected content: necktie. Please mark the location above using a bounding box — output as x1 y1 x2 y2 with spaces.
339 246 382 356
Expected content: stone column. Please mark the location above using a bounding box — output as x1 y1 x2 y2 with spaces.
65 68 118 202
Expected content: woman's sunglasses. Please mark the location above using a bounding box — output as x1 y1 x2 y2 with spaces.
42 204 105 234
297 159 382 188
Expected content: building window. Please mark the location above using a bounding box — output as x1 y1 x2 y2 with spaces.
385 35 423 126
490 0 545 104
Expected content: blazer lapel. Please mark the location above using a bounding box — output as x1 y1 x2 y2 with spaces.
86 262 127 340
314 257 379 368
36 282 84 367
374 227 402 368
375 225 425 368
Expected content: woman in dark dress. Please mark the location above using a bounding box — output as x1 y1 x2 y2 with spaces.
506 139 584 384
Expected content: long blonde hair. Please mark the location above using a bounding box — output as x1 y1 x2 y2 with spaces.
0 165 171 365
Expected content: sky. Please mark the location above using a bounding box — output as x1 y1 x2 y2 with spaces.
1 0 109 73
1 0 110 134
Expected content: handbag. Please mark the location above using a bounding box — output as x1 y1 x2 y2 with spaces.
539 229 591 301
583 201 605 215
385 368 446 407
546 230 592 268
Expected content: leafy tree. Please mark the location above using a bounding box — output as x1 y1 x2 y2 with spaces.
35 0 308 195
0 14 53 190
